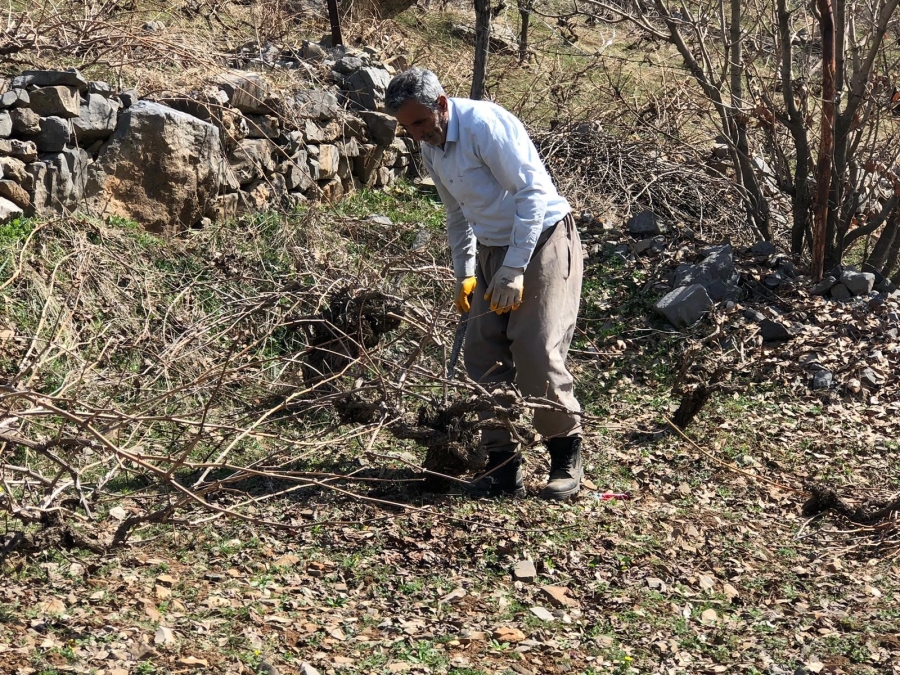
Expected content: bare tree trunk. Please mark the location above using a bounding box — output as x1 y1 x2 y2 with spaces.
518 0 531 63
327 0 343 46
812 0 836 280
777 0 813 255
472 0 491 100
887 223 900 283
729 0 771 240
867 207 900 272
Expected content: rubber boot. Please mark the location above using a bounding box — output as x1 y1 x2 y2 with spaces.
541 436 583 500
462 451 525 498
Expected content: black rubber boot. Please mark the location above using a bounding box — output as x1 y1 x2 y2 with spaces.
462 451 525 498
541 436 584 500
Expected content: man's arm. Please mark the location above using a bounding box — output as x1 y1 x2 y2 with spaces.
423 149 477 278
472 112 549 270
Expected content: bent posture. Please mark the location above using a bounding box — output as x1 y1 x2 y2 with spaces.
385 68 584 500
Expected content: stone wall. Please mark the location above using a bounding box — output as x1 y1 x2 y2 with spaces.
0 45 416 233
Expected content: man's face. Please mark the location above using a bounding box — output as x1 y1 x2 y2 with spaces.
395 96 449 146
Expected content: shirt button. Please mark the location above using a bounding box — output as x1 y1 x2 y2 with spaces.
449 179 454 183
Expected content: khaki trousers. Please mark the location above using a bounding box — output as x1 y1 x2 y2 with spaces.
465 213 583 454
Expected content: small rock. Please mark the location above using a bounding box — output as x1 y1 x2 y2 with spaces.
177 657 210 667
627 210 663 235
748 240 776 256
758 318 794 342
512 559 537 583
743 308 766 322
811 370 833 390
655 283 713 327
860 368 880 389
0 196 23 223
830 283 852 300
457 630 488 644
810 276 837 295
366 213 392 226
540 585 578 608
700 608 718 624
441 587 466 603
845 378 861 394
529 606 555 622
273 554 300 567
492 626 526 643
154 626 176 645
108 506 127 520
299 664 321 675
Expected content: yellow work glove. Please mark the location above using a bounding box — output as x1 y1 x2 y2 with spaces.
454 276 477 314
484 265 525 314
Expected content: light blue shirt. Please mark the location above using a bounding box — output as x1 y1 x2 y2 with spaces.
422 97 570 278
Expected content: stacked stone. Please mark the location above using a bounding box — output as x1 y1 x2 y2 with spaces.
0 69 120 222
0 46 417 233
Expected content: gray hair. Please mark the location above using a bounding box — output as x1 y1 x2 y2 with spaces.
384 68 445 114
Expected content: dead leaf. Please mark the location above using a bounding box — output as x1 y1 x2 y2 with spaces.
38 598 66 615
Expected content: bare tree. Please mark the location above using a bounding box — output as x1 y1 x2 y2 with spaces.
472 0 492 99
564 0 900 273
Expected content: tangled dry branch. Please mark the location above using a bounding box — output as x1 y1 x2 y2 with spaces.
0 213 613 552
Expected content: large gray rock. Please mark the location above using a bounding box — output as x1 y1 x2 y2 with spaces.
293 89 342 120
0 139 38 162
317 144 340 179
673 243 740 301
0 180 31 209
278 152 313 192
0 157 28 184
72 93 120 143
216 71 272 115
655 284 713 327
839 270 875 296
360 111 397 146
28 86 81 118
0 110 10 137
244 115 280 139
227 138 276 186
0 88 29 109
354 144 383 186
85 101 224 233
343 67 390 111
29 149 91 214
830 283 852 300
0 196 23 223
34 117 71 152
13 69 88 92
10 108 40 135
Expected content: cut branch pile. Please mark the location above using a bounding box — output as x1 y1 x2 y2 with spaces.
0 213 589 553
534 124 750 238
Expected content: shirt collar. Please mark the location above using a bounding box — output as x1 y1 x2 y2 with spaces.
444 97 459 146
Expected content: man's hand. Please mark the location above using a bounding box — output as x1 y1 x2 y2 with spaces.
484 265 525 314
454 276 477 314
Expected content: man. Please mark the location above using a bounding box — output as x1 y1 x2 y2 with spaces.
384 68 584 500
